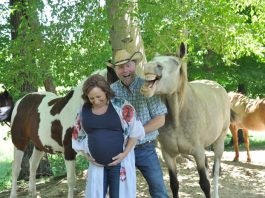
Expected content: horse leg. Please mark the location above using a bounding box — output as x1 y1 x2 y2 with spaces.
242 128 251 162
64 160 76 198
194 149 211 198
28 147 44 197
230 124 239 161
163 152 179 198
211 130 226 198
10 147 24 198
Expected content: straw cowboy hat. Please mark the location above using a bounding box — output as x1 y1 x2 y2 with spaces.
106 49 143 68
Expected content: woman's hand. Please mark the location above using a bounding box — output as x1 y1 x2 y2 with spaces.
81 151 104 167
108 152 127 166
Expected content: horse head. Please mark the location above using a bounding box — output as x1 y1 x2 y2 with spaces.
0 89 14 122
140 42 187 97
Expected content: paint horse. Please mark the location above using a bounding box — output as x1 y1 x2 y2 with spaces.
0 70 117 198
140 43 231 198
229 91 265 162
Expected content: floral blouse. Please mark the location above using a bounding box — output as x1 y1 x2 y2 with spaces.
72 97 145 198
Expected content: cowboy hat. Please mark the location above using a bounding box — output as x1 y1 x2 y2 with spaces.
106 49 143 68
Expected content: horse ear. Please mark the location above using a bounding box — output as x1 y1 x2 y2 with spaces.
178 42 186 58
4 90 9 97
106 66 119 84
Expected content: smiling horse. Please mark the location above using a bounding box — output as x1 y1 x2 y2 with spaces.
229 92 265 162
140 43 230 198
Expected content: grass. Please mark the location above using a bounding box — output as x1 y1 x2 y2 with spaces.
0 126 13 191
225 131 265 151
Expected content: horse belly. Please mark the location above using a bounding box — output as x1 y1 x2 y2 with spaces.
158 126 180 156
243 115 265 131
39 137 64 153
159 124 195 156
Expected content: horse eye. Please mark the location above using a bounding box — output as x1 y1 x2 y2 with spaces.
157 64 163 70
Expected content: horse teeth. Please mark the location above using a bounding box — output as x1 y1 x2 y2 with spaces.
145 74 156 81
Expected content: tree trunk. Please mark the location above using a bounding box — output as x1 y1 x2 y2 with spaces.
106 0 146 76
10 0 53 180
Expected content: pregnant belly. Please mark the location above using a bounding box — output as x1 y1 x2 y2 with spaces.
87 130 124 165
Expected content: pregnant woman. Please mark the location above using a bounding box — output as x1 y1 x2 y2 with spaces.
72 74 144 198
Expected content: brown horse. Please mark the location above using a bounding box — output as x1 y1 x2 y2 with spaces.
140 43 231 198
229 92 265 162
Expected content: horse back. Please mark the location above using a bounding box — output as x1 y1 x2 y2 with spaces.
11 92 76 158
188 80 230 143
190 80 230 112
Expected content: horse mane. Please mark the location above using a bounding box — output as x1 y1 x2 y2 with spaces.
229 92 249 106
175 43 188 109
177 60 187 108
246 97 265 113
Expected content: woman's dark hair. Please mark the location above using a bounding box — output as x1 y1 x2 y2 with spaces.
82 74 115 107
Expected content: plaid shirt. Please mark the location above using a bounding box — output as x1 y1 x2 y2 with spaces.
111 76 167 145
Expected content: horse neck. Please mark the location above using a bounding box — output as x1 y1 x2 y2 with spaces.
67 83 84 114
165 81 188 127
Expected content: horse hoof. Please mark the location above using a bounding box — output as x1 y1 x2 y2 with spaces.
247 158 251 163
233 158 239 162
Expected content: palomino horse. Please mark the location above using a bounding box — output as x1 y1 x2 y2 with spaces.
140 43 231 198
229 91 265 162
0 70 117 198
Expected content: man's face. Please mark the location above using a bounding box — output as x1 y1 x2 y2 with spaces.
115 61 136 86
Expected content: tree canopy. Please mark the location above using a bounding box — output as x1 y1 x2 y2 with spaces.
0 0 264 99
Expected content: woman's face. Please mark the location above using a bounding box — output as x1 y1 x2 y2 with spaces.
87 87 107 108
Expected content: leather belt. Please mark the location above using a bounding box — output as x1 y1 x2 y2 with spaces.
135 140 156 148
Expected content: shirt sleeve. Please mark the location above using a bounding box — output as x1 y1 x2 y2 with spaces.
71 113 90 154
129 117 145 140
121 102 145 140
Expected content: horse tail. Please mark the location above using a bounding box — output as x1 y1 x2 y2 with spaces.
230 109 238 124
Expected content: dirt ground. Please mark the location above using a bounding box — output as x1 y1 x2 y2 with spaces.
0 148 264 198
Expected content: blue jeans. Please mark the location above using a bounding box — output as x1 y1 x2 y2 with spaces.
135 142 169 198
103 164 121 198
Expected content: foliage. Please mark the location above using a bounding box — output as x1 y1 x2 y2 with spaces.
139 0 265 96
47 154 66 176
0 0 264 98
0 161 12 191
47 153 88 176
0 0 112 99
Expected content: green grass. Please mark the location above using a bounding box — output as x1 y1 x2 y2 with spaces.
0 126 13 191
225 131 265 151
0 161 12 190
